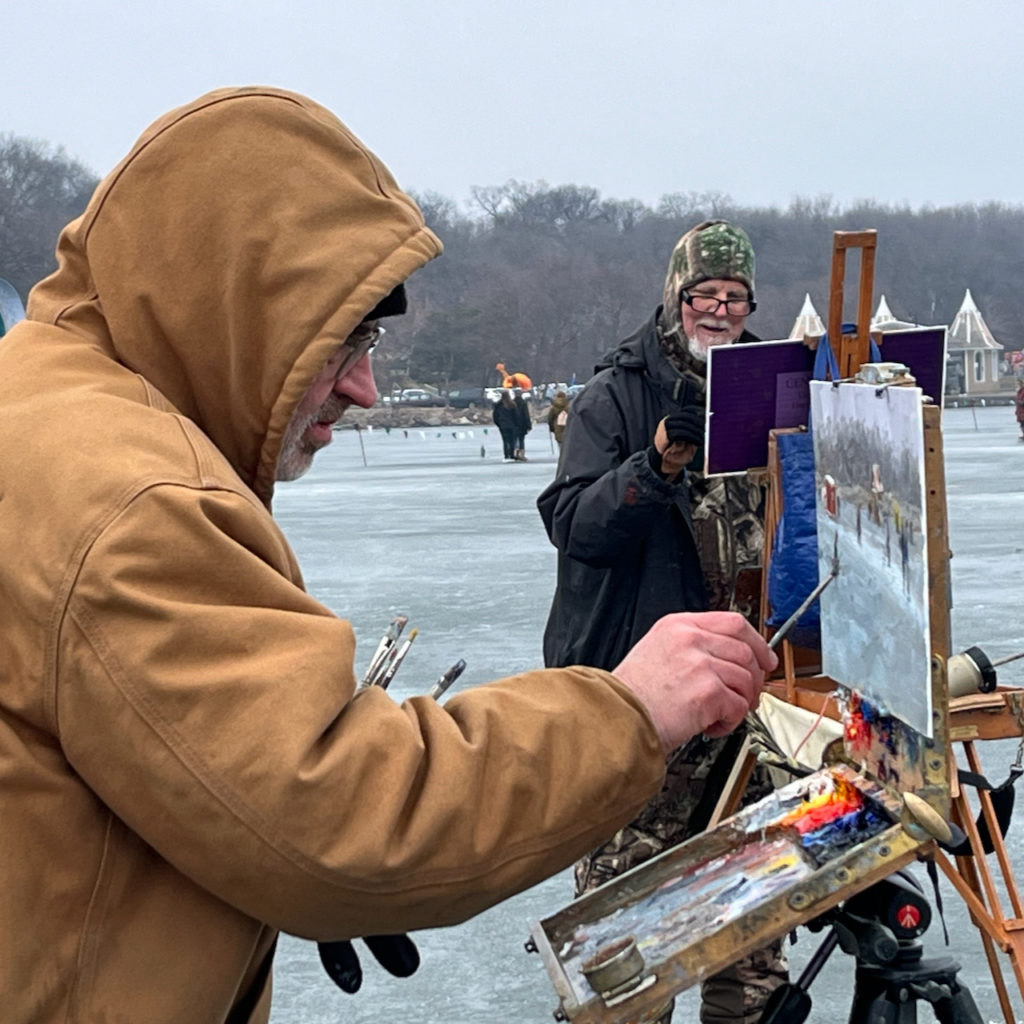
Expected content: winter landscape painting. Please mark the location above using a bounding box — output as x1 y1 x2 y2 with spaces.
809 381 932 736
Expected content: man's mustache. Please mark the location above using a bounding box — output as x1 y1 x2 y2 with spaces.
314 396 348 423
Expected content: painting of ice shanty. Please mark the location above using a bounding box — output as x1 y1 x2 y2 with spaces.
809 381 931 737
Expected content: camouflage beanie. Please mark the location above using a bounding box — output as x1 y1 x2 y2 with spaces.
659 220 756 343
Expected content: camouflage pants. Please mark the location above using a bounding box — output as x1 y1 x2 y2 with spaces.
574 732 789 1024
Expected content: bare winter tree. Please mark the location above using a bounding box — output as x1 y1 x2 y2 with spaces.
0 134 98 301
4 135 1024 383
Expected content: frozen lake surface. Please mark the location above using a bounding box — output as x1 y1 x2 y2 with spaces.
268 405 1024 1024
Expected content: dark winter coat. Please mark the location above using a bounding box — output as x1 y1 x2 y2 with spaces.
492 397 520 436
514 394 532 436
538 310 757 670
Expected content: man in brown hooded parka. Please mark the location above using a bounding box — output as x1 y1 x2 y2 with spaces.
0 87 774 1022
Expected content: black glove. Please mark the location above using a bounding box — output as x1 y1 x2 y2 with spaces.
663 406 705 447
317 935 420 993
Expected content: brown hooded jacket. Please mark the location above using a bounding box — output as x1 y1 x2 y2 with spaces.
0 88 664 1022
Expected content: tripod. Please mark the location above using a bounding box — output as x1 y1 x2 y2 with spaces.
759 870 984 1023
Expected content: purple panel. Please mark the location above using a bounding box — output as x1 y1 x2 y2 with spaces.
706 340 814 475
877 327 947 405
705 328 948 475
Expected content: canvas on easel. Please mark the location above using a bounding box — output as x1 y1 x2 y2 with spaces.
810 380 932 738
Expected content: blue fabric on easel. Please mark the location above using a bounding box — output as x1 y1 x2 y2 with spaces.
764 325 880 648
765 431 821 647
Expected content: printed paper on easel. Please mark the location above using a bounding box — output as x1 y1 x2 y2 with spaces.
809 381 932 736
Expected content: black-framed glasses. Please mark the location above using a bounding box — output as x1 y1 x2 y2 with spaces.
331 322 386 381
681 290 756 317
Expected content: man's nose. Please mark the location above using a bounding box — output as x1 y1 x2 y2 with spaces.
335 353 378 408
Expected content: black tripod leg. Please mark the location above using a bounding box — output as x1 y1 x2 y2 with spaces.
931 982 985 1024
848 973 916 1024
758 930 839 1024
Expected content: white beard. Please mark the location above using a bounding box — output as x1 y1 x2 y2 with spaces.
686 317 737 361
686 335 710 362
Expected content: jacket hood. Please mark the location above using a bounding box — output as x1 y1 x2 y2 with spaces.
26 86 442 505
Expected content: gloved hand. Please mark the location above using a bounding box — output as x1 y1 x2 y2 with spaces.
662 406 705 447
317 935 421 993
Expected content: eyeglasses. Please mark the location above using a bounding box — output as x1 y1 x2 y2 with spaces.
681 290 756 317
331 322 386 381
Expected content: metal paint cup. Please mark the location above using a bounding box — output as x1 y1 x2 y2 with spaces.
581 936 646 997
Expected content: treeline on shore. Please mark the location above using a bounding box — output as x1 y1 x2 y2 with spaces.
3 134 1022 394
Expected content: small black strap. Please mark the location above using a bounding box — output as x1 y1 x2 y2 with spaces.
948 767 1021 857
959 766 1023 793
924 858 950 945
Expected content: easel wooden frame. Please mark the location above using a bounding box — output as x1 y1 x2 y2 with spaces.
829 230 877 378
744 230 1024 1024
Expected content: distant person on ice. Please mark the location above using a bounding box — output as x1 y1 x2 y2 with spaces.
492 388 521 461
512 387 532 460
547 388 570 447
0 89 775 1022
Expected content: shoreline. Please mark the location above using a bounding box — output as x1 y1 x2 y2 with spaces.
339 402 546 431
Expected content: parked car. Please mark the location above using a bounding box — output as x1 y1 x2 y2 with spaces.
394 388 446 407
446 387 489 408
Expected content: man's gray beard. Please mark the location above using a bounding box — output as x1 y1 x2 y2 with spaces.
276 394 347 481
686 334 710 363
275 412 317 481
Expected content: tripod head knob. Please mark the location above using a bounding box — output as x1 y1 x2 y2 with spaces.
833 870 931 967
834 915 900 965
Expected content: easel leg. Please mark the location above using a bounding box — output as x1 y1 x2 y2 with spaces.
707 737 755 830
934 848 1018 1024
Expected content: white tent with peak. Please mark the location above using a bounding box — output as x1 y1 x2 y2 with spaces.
787 293 824 339
947 288 1004 396
871 294 917 332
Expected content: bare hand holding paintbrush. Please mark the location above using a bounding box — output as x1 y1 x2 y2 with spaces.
613 612 777 755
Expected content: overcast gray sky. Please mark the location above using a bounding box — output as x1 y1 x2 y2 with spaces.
7 0 1023 212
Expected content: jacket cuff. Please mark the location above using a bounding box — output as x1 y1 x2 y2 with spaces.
640 447 684 494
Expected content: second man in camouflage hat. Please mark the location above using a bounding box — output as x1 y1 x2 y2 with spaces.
537 219 787 1024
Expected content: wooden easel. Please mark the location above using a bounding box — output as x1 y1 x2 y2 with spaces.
715 230 1024 1024
828 229 877 378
